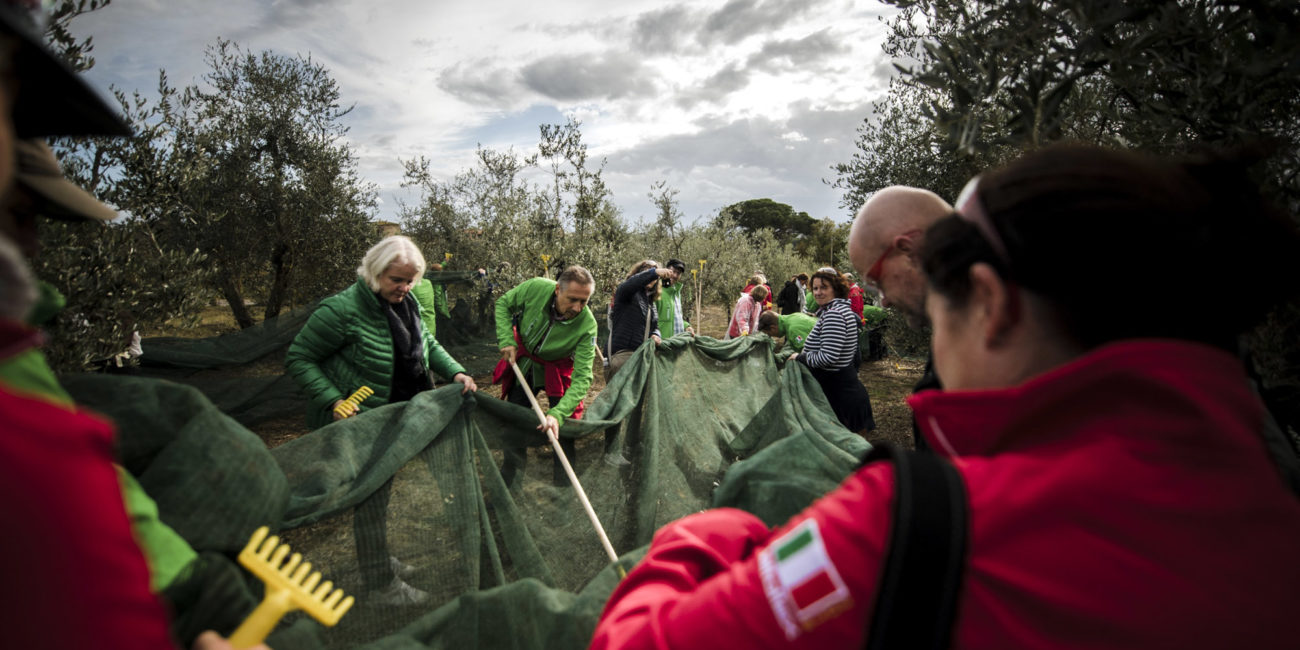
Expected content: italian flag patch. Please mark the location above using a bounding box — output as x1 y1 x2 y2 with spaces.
758 518 853 639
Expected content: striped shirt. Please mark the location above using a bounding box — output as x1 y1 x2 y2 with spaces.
799 298 858 369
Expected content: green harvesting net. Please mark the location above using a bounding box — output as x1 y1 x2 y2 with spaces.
63 295 870 649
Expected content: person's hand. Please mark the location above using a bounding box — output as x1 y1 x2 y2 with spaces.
192 630 270 650
655 267 674 278
454 373 477 394
652 334 662 346
500 346 516 363
685 326 695 336
538 414 560 440
788 353 798 361
331 399 356 421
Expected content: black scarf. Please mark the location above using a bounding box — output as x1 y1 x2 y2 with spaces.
379 294 431 403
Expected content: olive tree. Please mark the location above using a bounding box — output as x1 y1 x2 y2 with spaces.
96 40 377 328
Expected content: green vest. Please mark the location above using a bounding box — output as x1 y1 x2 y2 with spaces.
656 281 692 336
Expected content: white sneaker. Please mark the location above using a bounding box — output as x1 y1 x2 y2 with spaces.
389 555 418 579
369 577 430 606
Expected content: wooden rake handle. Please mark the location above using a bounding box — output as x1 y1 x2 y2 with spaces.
508 359 624 577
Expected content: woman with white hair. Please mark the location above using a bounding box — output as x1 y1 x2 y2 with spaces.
285 235 475 605
287 235 476 428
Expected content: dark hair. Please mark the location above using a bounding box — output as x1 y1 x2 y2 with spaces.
758 310 780 333
796 273 809 284
810 269 849 299
750 284 769 301
921 143 1300 349
557 265 594 289
666 258 686 273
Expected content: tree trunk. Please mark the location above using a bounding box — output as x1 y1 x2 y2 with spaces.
264 240 291 321
218 272 255 329
263 140 290 322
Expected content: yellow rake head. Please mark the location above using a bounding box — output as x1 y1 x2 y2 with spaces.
228 526 354 648
333 385 374 420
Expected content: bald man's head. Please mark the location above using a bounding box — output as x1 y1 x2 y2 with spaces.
848 186 952 327
850 187 952 267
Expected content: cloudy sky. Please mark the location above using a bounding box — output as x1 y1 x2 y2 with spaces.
74 0 900 226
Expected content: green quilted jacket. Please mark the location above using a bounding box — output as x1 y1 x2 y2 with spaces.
286 277 467 429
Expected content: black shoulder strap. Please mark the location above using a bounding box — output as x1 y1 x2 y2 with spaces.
862 443 969 650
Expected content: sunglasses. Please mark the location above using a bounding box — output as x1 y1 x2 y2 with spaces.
955 175 1010 263
865 229 923 286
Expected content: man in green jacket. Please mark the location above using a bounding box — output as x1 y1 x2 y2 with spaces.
758 310 817 352
655 258 692 337
493 265 597 487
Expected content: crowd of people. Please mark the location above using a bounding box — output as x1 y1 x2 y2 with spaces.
720 265 884 435
3 0 1299 647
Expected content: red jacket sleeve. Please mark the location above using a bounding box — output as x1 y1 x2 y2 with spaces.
848 288 864 321
592 466 897 650
0 387 175 650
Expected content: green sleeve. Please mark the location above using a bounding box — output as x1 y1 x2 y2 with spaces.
0 347 73 407
434 283 450 318
285 303 348 411
117 466 196 591
495 281 528 349
548 316 597 421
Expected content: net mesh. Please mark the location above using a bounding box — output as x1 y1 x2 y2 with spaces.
62 279 869 649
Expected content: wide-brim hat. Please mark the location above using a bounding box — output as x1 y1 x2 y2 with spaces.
0 2 130 138
17 139 116 221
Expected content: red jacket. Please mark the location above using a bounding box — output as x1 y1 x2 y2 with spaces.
0 384 175 649
847 284 865 323
592 340 1300 649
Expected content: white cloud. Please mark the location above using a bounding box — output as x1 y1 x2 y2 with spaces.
71 0 898 225
520 52 660 101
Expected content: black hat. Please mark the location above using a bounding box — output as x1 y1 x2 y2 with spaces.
0 1 130 138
